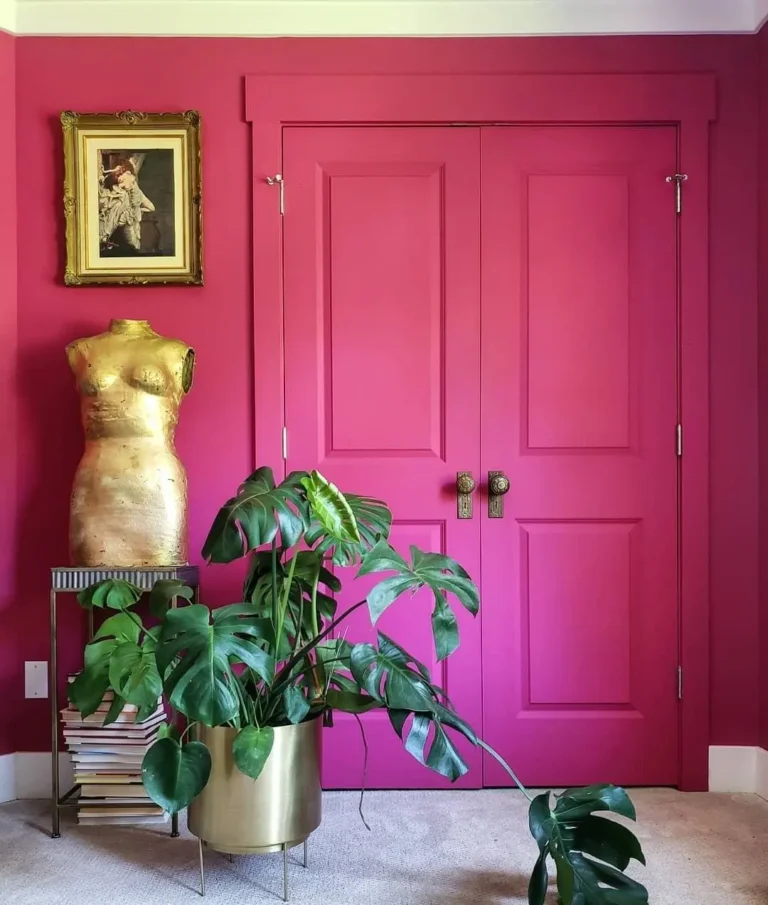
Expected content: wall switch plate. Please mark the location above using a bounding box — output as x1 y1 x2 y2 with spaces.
24 661 48 699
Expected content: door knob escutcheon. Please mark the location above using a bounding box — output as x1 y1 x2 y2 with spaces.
488 471 510 518
457 472 476 519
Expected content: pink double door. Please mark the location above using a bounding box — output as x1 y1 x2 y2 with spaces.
282 125 679 789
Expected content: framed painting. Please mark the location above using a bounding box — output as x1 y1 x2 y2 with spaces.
61 110 203 285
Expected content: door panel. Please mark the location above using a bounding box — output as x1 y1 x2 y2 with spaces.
480 126 679 787
283 127 482 789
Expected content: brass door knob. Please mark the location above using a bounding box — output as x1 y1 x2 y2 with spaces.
489 473 510 496
457 473 477 495
488 471 510 518
457 472 476 519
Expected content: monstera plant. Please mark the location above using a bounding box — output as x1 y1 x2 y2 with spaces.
71 467 649 904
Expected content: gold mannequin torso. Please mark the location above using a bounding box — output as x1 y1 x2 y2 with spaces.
67 319 195 567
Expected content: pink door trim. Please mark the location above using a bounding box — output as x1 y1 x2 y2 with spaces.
246 72 716 791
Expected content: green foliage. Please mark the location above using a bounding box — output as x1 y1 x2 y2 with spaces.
78 579 142 611
142 737 211 815
201 466 308 562
232 726 275 781
301 471 360 544
527 786 647 905
306 493 392 566
156 603 275 725
358 541 479 660
71 466 646 902
149 579 194 618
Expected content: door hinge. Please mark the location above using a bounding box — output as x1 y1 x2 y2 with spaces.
677 666 683 700
281 426 288 459
676 424 683 457
666 173 688 215
266 174 284 215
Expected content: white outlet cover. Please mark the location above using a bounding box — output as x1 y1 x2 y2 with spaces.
24 661 48 699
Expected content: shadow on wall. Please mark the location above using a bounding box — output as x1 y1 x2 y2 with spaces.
13 325 93 751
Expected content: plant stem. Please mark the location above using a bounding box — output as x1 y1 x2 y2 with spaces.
276 554 298 650
272 598 368 692
270 540 279 634
477 739 532 802
310 574 320 638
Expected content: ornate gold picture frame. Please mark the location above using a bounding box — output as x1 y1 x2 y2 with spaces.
61 110 203 286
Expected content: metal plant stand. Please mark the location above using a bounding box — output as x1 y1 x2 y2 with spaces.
49 565 200 839
198 838 309 901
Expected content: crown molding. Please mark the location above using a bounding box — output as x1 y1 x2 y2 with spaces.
0 0 15 33
4 0 763 38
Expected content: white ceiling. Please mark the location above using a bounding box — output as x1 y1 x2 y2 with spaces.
1 0 765 37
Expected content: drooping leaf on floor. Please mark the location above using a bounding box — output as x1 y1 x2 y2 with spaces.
527 785 648 905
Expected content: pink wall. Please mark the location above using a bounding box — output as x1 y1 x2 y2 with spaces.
759 25 768 753
12 35 760 753
0 29 17 757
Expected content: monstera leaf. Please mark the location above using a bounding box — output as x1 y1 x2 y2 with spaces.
358 541 480 660
232 726 275 781
306 492 393 566
202 467 308 563
528 785 648 905
68 613 142 718
142 737 211 815
156 603 275 725
349 633 478 782
77 579 142 611
108 635 163 710
149 579 194 618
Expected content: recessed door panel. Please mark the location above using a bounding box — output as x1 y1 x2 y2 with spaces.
481 126 678 787
283 127 482 789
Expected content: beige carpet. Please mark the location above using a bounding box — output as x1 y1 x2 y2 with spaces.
0 790 766 904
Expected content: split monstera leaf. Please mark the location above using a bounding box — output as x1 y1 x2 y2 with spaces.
72 466 648 905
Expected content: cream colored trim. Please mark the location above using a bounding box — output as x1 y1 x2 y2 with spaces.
756 747 768 800
11 0 761 38
14 752 73 800
708 746 767 795
0 754 15 804
0 0 15 32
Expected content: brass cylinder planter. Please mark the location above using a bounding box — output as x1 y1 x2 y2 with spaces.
188 718 323 855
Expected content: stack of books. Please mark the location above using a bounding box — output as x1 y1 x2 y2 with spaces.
62 686 168 826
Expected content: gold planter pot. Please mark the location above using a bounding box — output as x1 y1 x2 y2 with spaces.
188 718 323 855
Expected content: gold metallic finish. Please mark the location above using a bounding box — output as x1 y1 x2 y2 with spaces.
456 471 476 520
67 319 194 567
188 719 323 856
488 471 510 519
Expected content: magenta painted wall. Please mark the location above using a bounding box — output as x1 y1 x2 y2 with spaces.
11 35 760 753
759 25 768 753
0 30 17 757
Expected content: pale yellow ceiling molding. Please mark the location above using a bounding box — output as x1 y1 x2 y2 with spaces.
7 0 763 37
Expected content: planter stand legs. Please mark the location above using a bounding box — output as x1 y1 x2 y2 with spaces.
198 838 205 897
197 839 308 900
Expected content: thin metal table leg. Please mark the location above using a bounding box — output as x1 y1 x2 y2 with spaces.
283 842 288 902
50 589 60 839
171 811 179 837
303 839 308 868
198 837 205 897
228 853 234 863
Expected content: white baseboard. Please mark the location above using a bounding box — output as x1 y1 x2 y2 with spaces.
708 746 768 797
1 747 765 801
0 754 15 803
756 747 768 800
12 753 73 800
